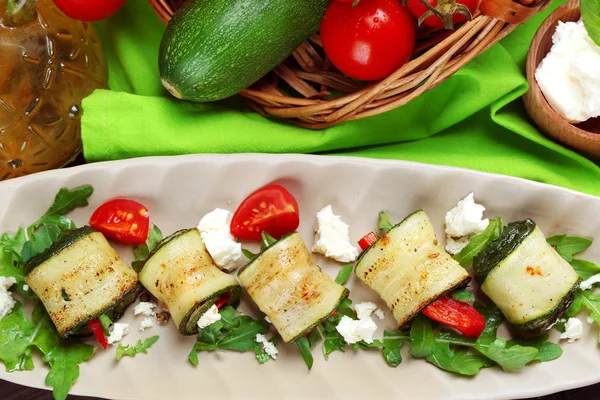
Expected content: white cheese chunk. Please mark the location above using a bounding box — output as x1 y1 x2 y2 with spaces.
355 302 378 320
22 284 29 292
107 323 129 345
255 334 278 360
197 208 243 271
560 317 583 343
335 316 377 344
445 193 489 238
197 304 222 329
587 316 595 325
580 273 600 291
312 205 359 263
264 316 271 324
139 317 155 332
445 237 470 256
134 302 156 317
0 277 17 321
536 20 600 122
374 309 385 320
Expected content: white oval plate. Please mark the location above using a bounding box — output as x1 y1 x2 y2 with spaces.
1 154 599 400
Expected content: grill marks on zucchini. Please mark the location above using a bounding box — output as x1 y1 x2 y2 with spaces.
238 232 348 343
355 210 471 329
138 229 241 335
474 220 581 335
24 227 141 338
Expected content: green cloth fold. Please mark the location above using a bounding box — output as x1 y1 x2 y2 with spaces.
82 0 600 197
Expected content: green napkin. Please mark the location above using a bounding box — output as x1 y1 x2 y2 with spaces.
82 0 600 197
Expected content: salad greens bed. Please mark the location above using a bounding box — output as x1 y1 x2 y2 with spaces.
0 185 599 400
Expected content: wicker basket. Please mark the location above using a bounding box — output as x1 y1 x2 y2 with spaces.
150 0 550 129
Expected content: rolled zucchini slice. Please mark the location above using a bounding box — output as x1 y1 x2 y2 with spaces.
473 219 580 335
24 226 142 338
238 232 349 343
355 210 470 329
138 228 241 335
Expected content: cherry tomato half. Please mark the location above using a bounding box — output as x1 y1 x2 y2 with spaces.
89 199 150 245
52 0 127 22
230 184 300 241
406 0 480 30
422 297 485 338
320 0 417 81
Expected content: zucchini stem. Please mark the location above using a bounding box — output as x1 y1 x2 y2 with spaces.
3 0 37 27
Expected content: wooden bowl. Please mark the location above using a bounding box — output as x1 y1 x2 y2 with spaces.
523 0 600 155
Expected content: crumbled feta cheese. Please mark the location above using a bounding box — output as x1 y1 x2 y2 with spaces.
107 323 129 345
197 304 222 329
336 316 377 344
22 284 29 292
445 237 470 256
587 316 595 325
560 317 583 343
134 302 156 317
355 302 378 320
445 193 489 238
139 317 155 332
255 334 278 360
0 277 17 321
580 273 600 291
264 316 271 324
197 208 243 271
536 20 600 122
374 309 385 320
312 205 359 263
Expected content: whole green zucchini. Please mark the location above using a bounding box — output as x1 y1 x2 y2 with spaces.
159 0 328 102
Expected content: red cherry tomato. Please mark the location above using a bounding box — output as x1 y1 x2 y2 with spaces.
52 0 127 21
231 184 300 241
89 199 150 245
422 297 485 338
214 293 231 310
406 0 480 30
320 0 417 81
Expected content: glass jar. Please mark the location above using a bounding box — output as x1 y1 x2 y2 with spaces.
0 0 107 180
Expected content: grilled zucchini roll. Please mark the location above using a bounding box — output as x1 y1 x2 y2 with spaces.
473 219 580 335
24 226 142 338
138 228 241 335
238 232 349 343
355 210 470 329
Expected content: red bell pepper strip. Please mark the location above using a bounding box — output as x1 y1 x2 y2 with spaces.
358 232 378 250
88 319 108 349
422 297 485 338
214 293 231 310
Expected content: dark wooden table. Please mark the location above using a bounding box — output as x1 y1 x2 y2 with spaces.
1 380 599 399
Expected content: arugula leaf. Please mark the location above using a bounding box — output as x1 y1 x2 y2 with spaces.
116 336 159 361
547 234 592 262
0 302 37 372
451 289 475 304
296 336 314 370
32 186 94 229
323 330 346 359
382 331 408 367
454 218 503 267
0 228 27 281
571 291 600 341
335 264 353 285
306 324 324 348
426 339 493 376
260 232 277 252
507 334 562 363
409 315 436 358
242 249 257 260
131 225 163 272
581 0 600 47
21 223 64 263
44 342 95 400
99 314 113 336
189 306 271 364
378 211 393 231
571 258 600 281
254 336 278 364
